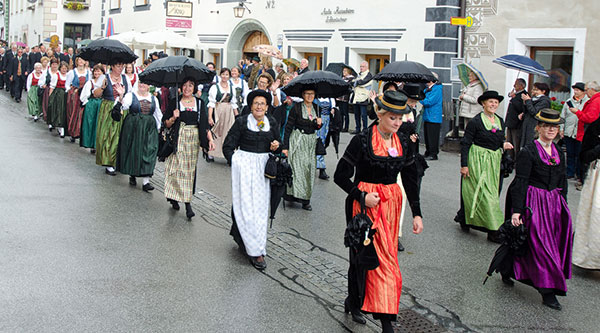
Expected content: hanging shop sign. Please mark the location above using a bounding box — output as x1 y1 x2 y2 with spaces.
166 1 193 18
321 6 354 23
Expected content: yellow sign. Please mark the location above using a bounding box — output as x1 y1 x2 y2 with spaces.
450 16 473 27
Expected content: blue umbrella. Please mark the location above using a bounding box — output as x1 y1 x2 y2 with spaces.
493 54 549 77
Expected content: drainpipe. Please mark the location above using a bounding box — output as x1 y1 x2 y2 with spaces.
451 0 467 140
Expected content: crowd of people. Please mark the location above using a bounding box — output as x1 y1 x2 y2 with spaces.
3 40 600 332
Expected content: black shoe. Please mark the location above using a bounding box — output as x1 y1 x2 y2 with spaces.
185 203 195 219
302 203 312 211
318 169 330 180
344 298 366 324
487 231 502 244
542 293 562 311
105 168 116 176
341 128 348 133
90 149 96 154
283 194 295 203
49 127 53 132
425 155 438 161
501 275 515 287
168 199 180 210
129 176 137 186
15 98 20 103
60 134 65 138
70 137 76 143
249 256 267 271
398 241 405 252
350 130 360 135
142 183 154 192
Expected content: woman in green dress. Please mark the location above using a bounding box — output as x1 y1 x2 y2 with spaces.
79 64 106 153
26 63 44 121
457 90 514 242
114 81 162 192
47 61 69 138
95 62 132 176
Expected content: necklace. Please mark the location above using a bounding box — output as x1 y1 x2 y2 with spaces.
377 126 392 140
537 138 552 148
181 97 194 103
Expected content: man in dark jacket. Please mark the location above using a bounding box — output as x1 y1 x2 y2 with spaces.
298 58 310 75
8 48 29 102
505 78 527 158
28 45 42 69
3 43 18 94
0 48 5 90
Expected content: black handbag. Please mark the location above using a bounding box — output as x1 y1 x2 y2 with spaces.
315 137 327 156
157 125 175 162
264 153 278 179
344 193 379 270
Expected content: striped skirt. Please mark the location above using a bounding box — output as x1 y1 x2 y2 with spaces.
164 125 200 203
286 129 317 201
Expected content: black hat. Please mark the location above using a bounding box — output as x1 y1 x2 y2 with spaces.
252 56 260 62
375 90 410 114
572 82 585 91
477 90 504 105
534 108 564 125
401 83 425 101
247 89 272 107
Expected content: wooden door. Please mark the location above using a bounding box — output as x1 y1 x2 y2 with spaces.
304 52 322 70
365 55 390 75
243 31 270 53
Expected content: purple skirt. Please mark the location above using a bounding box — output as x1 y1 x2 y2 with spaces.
514 186 573 294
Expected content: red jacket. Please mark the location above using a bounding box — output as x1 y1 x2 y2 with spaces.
576 92 600 141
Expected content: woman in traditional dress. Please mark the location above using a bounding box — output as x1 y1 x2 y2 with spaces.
572 114 600 270
334 90 423 332
506 108 572 310
457 90 513 242
95 62 132 176
208 67 237 161
41 57 57 126
114 81 162 192
26 63 44 122
124 63 138 91
282 88 321 211
223 90 281 270
79 64 106 154
229 66 249 111
65 56 90 142
163 78 214 219
47 61 69 138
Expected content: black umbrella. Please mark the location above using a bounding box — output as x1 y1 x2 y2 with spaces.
324 62 357 77
282 70 351 98
483 219 529 285
373 60 437 83
269 155 293 227
79 38 137 65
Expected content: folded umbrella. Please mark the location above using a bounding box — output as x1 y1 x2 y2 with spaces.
252 44 282 59
282 70 351 98
457 63 489 91
324 62 357 77
483 218 529 284
269 155 293 227
493 54 549 77
79 38 138 65
373 60 437 83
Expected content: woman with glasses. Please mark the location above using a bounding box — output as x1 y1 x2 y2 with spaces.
506 109 572 311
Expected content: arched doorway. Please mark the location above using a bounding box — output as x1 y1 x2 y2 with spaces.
226 19 271 68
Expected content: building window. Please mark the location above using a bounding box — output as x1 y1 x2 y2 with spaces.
135 0 148 5
134 0 151 11
110 0 120 9
365 55 390 75
529 47 573 101
64 23 91 51
304 52 323 71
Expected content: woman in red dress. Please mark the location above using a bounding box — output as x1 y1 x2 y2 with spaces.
334 90 424 332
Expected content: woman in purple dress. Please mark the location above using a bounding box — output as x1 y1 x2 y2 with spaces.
506 108 573 311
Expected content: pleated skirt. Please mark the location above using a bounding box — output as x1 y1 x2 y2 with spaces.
164 125 199 202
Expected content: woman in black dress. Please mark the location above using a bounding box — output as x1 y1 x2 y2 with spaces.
334 90 423 332
521 82 551 147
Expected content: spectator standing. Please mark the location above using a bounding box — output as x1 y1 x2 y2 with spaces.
521 82 551 147
8 48 29 103
505 79 527 158
421 72 443 160
336 67 354 132
458 70 484 127
560 82 589 180
298 58 310 75
350 61 373 134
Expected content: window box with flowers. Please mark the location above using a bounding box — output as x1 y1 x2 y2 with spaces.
63 0 90 10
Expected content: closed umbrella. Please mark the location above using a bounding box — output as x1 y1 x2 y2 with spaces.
457 63 489 91
493 54 549 77
324 62 357 77
282 70 351 98
79 38 138 65
269 155 293 226
373 60 437 83
483 218 529 285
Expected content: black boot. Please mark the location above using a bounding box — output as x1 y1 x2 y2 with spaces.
344 298 366 324
398 240 405 252
541 292 562 310
301 200 312 211
380 318 394 333
129 176 137 186
185 203 195 219
318 168 330 180
168 199 180 210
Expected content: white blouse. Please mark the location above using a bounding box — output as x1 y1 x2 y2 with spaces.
247 114 270 132
80 76 107 105
50 72 68 89
208 83 237 109
26 72 43 90
120 91 162 130
65 68 91 90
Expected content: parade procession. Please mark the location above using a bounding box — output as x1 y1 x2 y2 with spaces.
1 0 599 332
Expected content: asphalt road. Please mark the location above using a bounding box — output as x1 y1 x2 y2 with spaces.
1 91 599 332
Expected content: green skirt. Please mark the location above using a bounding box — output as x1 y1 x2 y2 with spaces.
48 88 66 127
80 98 102 148
462 144 503 231
96 99 128 167
286 129 317 201
27 86 41 116
116 113 159 177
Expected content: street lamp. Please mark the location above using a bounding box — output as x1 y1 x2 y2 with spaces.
233 1 251 18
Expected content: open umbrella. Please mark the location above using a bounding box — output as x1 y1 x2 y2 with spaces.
457 63 489 91
324 62 357 77
282 70 351 98
252 44 282 59
269 155 293 227
282 58 300 69
493 54 549 77
373 60 437 83
15 41 27 48
79 38 138 64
